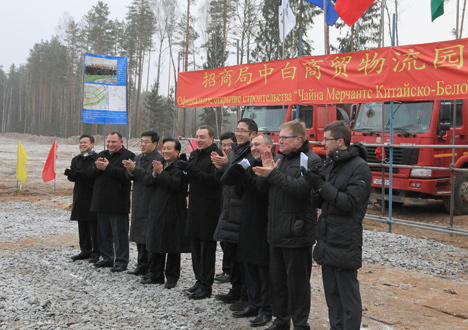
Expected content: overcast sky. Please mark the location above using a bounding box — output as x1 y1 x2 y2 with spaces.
0 0 464 89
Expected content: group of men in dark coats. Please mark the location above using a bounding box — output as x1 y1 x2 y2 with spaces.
66 118 372 330
66 131 136 272
66 131 189 287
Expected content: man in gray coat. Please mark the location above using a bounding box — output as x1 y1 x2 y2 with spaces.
123 131 164 276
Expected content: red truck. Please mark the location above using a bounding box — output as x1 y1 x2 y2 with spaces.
351 99 468 214
242 103 353 157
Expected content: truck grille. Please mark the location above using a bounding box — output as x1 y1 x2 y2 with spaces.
365 146 420 173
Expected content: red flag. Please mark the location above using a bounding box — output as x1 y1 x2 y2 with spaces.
188 140 198 152
335 0 376 27
43 139 58 182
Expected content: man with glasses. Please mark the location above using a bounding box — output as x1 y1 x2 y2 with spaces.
253 119 321 330
123 131 164 277
211 119 257 308
302 120 371 330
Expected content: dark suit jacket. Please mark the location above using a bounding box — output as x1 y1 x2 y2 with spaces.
89 146 135 214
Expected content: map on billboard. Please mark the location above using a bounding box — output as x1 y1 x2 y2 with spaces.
82 53 127 124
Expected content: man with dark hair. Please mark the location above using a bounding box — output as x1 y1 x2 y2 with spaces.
175 125 223 299
254 119 321 330
219 131 236 160
65 134 99 263
90 132 135 273
211 118 257 308
302 120 371 330
123 131 164 276
144 138 190 289
215 131 237 284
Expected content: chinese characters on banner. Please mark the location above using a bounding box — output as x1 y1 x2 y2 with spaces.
176 38 468 108
82 53 128 124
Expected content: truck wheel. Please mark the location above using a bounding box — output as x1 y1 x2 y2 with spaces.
444 172 468 215
336 107 350 124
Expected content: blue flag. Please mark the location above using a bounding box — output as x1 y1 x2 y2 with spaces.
305 0 340 26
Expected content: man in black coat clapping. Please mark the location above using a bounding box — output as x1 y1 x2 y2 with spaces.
65 134 99 263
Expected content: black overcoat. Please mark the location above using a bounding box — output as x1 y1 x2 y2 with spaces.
66 152 98 222
127 150 164 244
89 147 135 214
221 159 270 266
264 141 322 248
146 162 190 253
185 143 223 240
314 143 372 270
213 142 255 243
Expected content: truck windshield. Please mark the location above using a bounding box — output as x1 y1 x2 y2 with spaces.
243 105 287 132
354 101 433 134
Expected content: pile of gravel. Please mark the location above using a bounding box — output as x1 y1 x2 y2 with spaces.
0 201 251 330
1 201 467 329
364 231 468 276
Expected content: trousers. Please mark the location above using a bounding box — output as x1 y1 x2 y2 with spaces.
269 245 312 329
322 265 362 330
97 212 129 267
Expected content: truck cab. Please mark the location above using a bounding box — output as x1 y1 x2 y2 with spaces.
351 99 468 214
242 103 352 157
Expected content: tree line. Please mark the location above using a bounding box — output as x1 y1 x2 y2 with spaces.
0 0 389 139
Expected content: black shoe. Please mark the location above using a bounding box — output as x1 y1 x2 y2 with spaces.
94 260 113 268
229 299 249 311
71 252 91 261
215 290 240 303
88 255 100 263
140 274 164 285
264 322 289 330
110 265 127 273
189 288 211 300
127 265 148 276
232 307 258 318
214 273 231 283
183 283 199 293
164 282 177 289
250 314 272 327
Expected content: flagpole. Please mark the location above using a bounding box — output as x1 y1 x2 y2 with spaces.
380 0 386 47
282 1 286 59
54 137 57 193
323 0 329 55
17 142 19 191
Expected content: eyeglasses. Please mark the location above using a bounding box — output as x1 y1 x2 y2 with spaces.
278 135 298 141
323 137 341 142
236 129 250 133
140 140 152 145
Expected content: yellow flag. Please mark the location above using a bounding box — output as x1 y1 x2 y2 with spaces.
16 139 28 183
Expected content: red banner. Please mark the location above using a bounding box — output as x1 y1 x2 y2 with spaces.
177 38 468 108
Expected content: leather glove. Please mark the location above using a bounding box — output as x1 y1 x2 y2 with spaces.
228 164 246 180
64 168 76 177
173 159 192 171
301 166 324 193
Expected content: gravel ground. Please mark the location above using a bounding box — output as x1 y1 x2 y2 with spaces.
1 201 468 329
